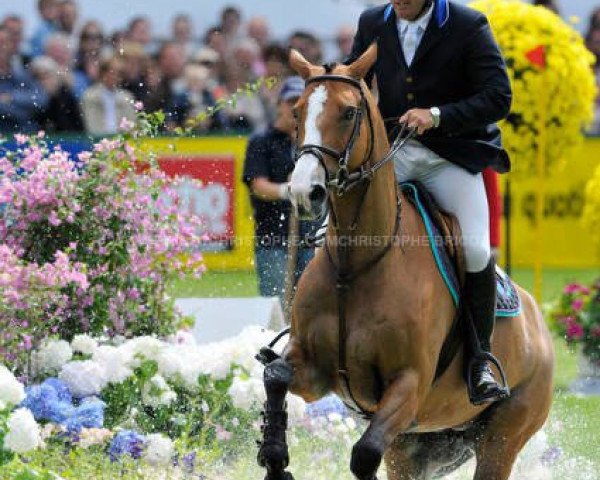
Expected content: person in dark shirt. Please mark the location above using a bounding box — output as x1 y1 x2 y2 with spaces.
30 55 83 133
243 76 315 299
0 26 48 134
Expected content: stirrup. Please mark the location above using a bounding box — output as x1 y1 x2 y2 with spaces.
466 352 510 405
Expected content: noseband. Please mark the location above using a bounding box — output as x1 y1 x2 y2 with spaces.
295 74 415 196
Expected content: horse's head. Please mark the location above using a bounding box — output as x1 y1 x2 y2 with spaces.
287 43 378 219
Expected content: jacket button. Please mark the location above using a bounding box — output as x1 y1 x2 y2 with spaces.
406 76 413 83
407 93 415 101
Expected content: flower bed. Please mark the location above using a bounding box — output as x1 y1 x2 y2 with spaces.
0 121 205 374
550 280 600 365
0 326 357 479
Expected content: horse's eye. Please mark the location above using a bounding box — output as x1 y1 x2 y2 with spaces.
343 107 356 121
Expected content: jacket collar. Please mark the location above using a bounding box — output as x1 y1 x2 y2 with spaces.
384 0 449 28
381 0 451 68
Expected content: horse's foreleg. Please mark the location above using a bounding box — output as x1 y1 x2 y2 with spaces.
257 357 295 480
350 370 419 480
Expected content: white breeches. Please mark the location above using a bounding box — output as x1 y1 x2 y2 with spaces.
394 140 491 273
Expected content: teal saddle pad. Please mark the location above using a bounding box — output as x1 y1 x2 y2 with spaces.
401 182 521 318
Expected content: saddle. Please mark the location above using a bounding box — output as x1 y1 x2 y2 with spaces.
400 181 521 381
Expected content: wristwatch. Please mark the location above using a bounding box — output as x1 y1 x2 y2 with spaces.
430 107 441 128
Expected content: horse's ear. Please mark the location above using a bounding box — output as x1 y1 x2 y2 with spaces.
347 42 378 80
289 48 313 79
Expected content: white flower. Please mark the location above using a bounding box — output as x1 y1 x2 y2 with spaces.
0 365 25 409
228 377 266 410
141 375 177 408
32 340 73 375
143 433 174 466
3 408 42 453
156 349 183 379
59 360 107 397
93 345 133 384
71 334 98 355
124 336 164 364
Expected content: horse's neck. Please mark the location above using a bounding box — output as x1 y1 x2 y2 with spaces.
328 132 403 263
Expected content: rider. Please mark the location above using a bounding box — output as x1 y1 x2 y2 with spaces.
347 0 512 404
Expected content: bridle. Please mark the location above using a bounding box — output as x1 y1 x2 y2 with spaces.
295 74 415 197
293 73 415 418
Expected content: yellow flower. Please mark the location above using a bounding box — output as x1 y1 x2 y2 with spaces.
470 0 597 177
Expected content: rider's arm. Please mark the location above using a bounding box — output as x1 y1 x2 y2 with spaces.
438 14 512 134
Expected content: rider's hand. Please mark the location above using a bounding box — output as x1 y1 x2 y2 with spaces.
399 109 434 135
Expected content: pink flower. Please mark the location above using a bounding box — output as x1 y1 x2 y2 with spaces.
119 117 135 132
571 299 584 312
591 326 600 338
37 131 46 139
48 211 61 227
563 283 583 294
134 101 144 111
14 133 27 145
566 320 584 341
215 425 232 442
77 151 92 163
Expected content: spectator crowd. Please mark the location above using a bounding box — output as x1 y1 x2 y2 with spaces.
0 0 356 136
0 0 599 136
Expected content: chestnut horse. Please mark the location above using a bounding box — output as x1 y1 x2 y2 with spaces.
257 44 554 480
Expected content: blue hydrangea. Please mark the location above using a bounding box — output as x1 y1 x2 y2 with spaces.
42 378 72 403
108 430 146 462
305 394 348 418
65 397 106 432
22 382 74 423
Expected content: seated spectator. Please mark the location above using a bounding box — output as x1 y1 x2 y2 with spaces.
334 25 356 63
0 26 48 133
220 6 242 46
2 15 28 75
261 43 290 124
288 30 323 65
145 42 189 128
81 57 135 135
247 17 271 50
227 36 264 78
183 64 227 132
585 7 600 135
171 14 197 59
119 41 148 101
30 0 60 58
58 0 78 44
126 16 154 55
222 62 268 133
30 56 83 132
44 32 90 98
203 26 227 59
74 21 105 99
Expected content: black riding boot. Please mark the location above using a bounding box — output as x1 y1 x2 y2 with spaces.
465 259 510 405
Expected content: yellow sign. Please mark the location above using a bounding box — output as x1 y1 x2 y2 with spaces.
141 137 255 271
141 136 600 271
499 137 600 268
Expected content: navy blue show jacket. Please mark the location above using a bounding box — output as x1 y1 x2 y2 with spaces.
348 1 512 174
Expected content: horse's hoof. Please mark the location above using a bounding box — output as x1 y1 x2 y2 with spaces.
257 441 289 470
264 471 295 480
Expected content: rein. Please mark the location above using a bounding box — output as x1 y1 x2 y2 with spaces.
295 73 415 417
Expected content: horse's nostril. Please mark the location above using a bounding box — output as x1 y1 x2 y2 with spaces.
309 184 327 205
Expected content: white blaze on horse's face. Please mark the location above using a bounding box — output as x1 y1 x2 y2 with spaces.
290 84 328 219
